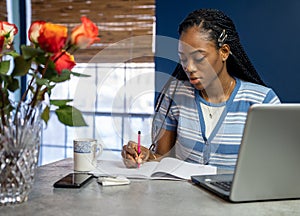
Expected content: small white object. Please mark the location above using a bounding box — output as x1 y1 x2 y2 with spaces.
97 176 130 186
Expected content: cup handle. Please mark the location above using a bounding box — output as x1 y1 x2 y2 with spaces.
93 142 103 161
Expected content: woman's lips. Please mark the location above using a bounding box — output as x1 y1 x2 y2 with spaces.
189 77 201 85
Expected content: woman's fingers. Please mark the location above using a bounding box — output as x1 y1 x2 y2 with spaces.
121 141 150 168
122 144 138 168
139 147 150 161
123 153 138 168
125 142 139 157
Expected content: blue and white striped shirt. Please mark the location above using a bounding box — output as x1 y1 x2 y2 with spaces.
154 78 280 169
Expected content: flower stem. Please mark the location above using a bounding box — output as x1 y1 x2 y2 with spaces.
0 84 7 131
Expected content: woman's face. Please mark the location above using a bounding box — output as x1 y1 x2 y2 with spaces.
178 27 225 90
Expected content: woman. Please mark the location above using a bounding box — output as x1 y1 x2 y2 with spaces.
122 9 280 169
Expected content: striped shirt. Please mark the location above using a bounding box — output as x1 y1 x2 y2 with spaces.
153 78 281 170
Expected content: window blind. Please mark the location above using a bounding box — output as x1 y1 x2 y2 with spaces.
0 0 7 21
31 0 155 63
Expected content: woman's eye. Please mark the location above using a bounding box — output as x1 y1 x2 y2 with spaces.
195 56 205 63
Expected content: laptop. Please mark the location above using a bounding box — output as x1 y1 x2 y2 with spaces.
191 104 300 203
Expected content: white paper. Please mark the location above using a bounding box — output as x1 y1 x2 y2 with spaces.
91 157 217 180
98 176 131 186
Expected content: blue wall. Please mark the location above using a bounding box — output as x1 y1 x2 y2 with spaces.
155 0 300 102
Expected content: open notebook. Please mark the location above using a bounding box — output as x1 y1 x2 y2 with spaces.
192 104 300 202
91 157 216 180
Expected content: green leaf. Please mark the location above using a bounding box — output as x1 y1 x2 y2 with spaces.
5 50 20 58
71 71 91 77
47 60 56 70
7 77 19 92
41 106 50 125
21 45 44 60
0 60 10 74
35 54 49 66
50 99 73 107
55 105 87 127
12 56 32 76
35 78 49 86
0 88 10 108
46 84 56 96
37 87 48 101
44 68 71 83
0 74 19 92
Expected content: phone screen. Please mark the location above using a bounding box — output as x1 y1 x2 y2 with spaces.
53 173 94 188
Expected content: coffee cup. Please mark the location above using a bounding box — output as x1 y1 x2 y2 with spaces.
73 138 103 172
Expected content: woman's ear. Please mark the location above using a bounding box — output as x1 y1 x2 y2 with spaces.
219 44 230 61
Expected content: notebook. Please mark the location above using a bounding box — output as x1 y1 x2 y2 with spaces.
191 104 300 202
91 157 217 180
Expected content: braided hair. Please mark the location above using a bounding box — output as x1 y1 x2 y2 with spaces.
176 8 266 86
152 9 266 150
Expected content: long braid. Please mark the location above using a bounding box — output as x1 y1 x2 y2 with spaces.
178 8 266 86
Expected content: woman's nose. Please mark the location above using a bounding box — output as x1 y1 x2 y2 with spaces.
184 60 197 73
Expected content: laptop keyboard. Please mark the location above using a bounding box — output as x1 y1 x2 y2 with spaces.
210 181 232 192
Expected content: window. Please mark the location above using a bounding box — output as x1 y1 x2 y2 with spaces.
29 0 156 165
40 62 155 165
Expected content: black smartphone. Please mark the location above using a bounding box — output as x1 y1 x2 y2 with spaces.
53 173 94 188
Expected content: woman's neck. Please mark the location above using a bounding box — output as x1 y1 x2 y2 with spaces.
200 76 235 103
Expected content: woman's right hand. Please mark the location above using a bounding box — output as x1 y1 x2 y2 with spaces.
121 141 150 168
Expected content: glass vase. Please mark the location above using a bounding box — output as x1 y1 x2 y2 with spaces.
0 102 42 205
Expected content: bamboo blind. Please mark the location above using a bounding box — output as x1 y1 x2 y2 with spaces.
31 0 155 63
0 0 7 21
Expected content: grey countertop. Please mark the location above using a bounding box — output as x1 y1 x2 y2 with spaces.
1 158 300 216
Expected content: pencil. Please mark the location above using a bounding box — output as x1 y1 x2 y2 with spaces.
137 131 141 168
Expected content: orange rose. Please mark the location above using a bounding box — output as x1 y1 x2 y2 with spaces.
28 21 46 43
0 21 18 51
70 16 100 48
38 23 68 53
51 51 76 75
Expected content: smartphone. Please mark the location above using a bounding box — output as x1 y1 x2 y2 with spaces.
53 173 94 188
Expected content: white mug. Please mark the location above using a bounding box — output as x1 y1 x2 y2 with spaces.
73 138 103 172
